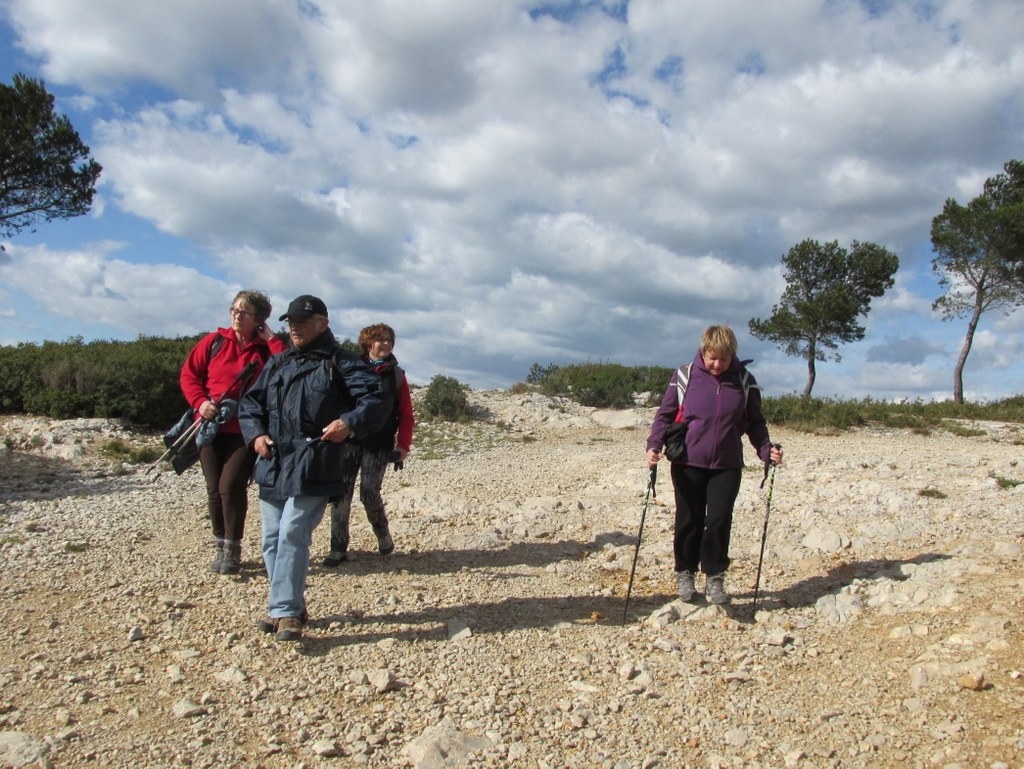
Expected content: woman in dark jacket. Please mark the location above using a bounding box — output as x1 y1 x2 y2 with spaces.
645 325 783 605
180 290 287 574
323 323 415 566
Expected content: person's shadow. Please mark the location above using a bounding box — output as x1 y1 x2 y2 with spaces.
290 550 954 652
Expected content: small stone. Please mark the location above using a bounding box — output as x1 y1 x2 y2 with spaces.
367 669 402 693
447 619 472 642
724 728 748 747
127 626 145 642
214 666 248 685
311 739 343 757
171 698 207 718
957 672 985 691
784 750 804 768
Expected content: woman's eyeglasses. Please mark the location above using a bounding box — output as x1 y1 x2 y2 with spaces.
229 307 255 319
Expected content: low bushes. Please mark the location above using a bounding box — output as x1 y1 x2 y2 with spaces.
419 374 469 421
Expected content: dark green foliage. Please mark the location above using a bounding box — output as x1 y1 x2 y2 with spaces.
420 374 469 421
526 362 559 385
0 342 43 411
750 239 899 397
931 159 1024 404
764 393 1024 432
0 335 200 427
1 73 102 240
339 337 362 355
533 362 672 408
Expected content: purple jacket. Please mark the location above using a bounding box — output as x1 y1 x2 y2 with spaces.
645 352 773 468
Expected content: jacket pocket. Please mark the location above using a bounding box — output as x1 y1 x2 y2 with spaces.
252 454 279 486
298 439 339 484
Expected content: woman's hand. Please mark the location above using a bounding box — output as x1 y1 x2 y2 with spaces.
769 445 784 465
646 448 661 468
198 400 218 420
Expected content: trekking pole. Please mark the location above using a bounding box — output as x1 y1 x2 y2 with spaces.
146 360 259 476
146 416 204 473
622 464 657 625
751 443 781 616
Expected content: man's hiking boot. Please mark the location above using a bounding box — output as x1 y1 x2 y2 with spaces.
257 608 308 634
322 551 348 567
705 572 730 605
209 539 225 573
377 530 395 556
675 571 697 602
220 541 241 574
275 616 303 642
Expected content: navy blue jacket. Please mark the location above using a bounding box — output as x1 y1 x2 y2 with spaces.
239 330 391 499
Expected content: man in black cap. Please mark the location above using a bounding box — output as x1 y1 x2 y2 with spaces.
239 295 391 641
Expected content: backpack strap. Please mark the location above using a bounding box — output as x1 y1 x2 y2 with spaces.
208 333 225 361
673 364 691 420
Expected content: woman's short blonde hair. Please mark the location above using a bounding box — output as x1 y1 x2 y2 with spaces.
700 325 738 357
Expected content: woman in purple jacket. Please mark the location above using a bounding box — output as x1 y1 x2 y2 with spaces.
645 325 783 605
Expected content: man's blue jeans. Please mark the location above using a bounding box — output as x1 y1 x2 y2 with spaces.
260 493 329 618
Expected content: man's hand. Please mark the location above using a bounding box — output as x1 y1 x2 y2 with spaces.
321 419 351 443
253 435 274 459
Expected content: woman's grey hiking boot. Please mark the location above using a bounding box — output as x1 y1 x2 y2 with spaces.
675 570 697 601
209 538 225 573
220 540 242 574
705 572 730 605
322 550 348 567
376 526 395 556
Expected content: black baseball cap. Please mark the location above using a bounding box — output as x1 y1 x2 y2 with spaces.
279 294 328 321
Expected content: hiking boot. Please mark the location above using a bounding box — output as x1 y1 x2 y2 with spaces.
705 572 730 605
209 539 225 573
220 541 241 574
377 531 395 556
275 616 303 642
675 570 697 602
257 608 307 634
322 550 348 568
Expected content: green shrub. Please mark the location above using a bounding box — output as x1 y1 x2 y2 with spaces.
420 375 469 421
533 362 672 408
0 335 198 427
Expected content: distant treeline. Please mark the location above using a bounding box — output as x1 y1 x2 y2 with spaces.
0 336 201 428
1 339 1022 433
527 361 1024 432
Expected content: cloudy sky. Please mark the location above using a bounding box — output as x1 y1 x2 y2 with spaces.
1 0 1022 401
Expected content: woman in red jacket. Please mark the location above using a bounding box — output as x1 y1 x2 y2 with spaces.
180 290 287 574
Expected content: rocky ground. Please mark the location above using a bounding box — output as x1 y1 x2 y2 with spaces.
0 390 1022 769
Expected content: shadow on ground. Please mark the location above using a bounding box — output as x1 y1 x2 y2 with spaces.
283 550 955 654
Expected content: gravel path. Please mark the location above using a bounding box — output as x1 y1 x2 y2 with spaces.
1 392 1022 769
